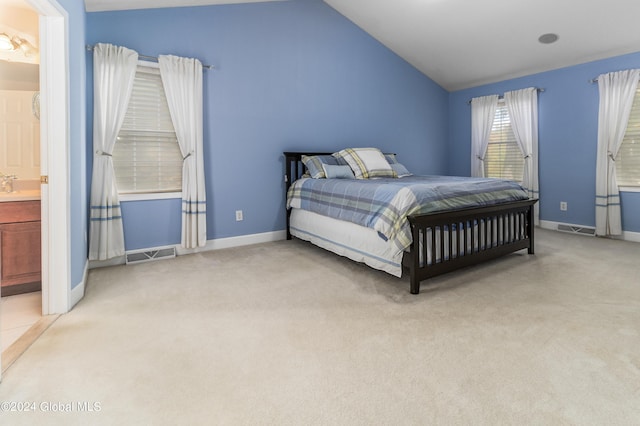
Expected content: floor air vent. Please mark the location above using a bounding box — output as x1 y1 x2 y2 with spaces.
126 247 176 265
557 224 596 236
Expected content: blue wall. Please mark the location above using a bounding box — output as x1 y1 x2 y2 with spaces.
57 0 87 289
449 52 640 233
86 0 448 250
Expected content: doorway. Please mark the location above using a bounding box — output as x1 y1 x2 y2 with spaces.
1 0 71 376
0 0 42 355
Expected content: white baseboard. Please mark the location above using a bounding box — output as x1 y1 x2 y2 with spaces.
88 255 126 269
619 230 640 243
70 260 88 309
540 220 640 242
88 230 288 269
176 230 287 255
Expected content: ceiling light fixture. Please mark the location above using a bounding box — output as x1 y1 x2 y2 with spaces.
0 33 38 57
0 33 16 51
538 33 559 44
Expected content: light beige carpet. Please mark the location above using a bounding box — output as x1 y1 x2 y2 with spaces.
0 228 639 425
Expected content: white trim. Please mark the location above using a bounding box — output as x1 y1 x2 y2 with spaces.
614 230 640 243
27 0 70 315
540 220 640 243
119 192 182 202
88 230 288 269
43 13 70 315
70 261 88 309
176 230 287 255
619 186 640 193
539 220 564 231
88 255 126 269
138 59 158 69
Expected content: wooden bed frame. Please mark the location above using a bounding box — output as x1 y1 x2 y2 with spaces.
284 152 537 294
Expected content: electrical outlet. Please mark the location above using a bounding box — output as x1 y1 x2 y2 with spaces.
235 210 243 221
560 201 568 211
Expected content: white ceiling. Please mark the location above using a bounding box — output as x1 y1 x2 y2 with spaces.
84 0 640 91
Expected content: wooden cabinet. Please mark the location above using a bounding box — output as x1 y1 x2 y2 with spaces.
0 201 41 296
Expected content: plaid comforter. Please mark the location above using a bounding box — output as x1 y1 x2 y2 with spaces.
287 175 529 251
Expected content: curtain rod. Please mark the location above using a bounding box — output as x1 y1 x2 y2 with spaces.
590 73 640 83
589 77 640 83
467 87 544 105
85 44 214 70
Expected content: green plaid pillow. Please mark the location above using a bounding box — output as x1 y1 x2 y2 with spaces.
333 148 397 179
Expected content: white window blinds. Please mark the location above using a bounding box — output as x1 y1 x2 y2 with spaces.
618 86 640 187
113 63 182 194
484 101 524 183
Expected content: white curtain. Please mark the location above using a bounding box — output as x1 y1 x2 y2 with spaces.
471 95 499 177
504 87 539 225
89 43 138 260
595 69 640 236
159 55 207 248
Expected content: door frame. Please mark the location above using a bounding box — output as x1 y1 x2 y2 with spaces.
29 0 70 315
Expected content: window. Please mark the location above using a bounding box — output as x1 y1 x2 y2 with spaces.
112 62 182 195
484 101 524 183
618 86 640 187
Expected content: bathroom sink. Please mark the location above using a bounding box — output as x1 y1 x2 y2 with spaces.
0 180 41 202
0 190 41 202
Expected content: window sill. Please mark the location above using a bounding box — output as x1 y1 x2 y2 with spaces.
119 192 182 202
619 186 640 193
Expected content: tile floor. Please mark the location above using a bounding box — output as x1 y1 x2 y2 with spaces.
1 291 41 352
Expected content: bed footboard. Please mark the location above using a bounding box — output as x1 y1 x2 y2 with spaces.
404 199 537 294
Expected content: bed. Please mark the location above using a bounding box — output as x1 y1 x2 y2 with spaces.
284 151 537 294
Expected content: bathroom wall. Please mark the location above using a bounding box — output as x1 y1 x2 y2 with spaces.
0 62 39 91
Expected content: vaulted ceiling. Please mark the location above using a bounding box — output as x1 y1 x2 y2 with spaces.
84 0 640 91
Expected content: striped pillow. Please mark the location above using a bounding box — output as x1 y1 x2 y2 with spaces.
322 164 355 179
333 148 397 179
385 153 399 164
301 155 346 179
391 162 412 177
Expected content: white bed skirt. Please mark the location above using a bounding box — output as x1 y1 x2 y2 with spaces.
289 208 404 277
290 208 494 278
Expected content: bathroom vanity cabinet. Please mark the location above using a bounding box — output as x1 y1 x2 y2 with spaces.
0 200 41 296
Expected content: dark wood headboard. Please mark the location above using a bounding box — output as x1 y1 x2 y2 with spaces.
283 151 331 192
283 152 331 239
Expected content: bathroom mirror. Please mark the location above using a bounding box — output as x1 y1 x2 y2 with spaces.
32 91 40 120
